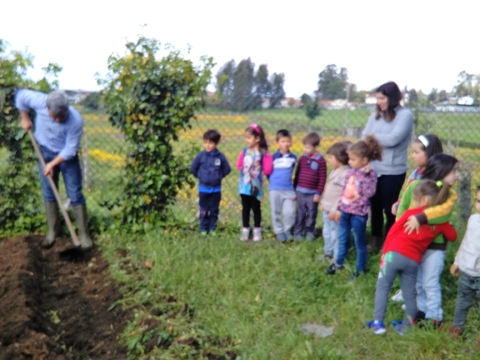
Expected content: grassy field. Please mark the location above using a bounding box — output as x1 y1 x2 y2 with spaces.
4 107 480 358
101 224 480 359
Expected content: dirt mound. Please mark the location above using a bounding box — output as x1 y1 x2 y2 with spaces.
0 236 127 360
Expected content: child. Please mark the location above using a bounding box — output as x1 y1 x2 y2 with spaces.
391 134 443 216
326 135 382 281
449 186 480 339
396 153 459 328
390 134 443 302
293 132 327 242
190 129 231 237
320 141 351 261
366 179 457 335
269 129 297 242
237 123 273 241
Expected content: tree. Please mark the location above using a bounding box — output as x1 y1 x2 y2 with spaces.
428 88 438 104
407 88 418 106
269 73 285 108
215 59 235 108
317 64 348 100
438 90 448 102
101 36 213 231
253 64 270 108
232 58 255 111
301 92 321 130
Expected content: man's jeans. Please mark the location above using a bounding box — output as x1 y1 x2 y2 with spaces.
39 145 85 206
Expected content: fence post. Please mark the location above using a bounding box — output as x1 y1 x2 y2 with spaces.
457 165 472 224
83 131 89 190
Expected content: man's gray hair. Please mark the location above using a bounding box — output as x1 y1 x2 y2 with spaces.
46 90 69 115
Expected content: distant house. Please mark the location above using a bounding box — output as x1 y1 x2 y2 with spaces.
280 97 301 108
365 94 377 105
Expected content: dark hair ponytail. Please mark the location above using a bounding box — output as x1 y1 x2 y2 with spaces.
422 154 459 206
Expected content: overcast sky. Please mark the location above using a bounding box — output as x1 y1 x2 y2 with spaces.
1 0 479 97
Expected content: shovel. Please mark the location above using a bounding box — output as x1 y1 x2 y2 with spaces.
27 130 81 248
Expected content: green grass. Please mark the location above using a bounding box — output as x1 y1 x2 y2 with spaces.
102 225 480 359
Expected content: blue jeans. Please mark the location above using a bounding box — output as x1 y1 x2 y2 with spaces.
322 210 339 259
199 191 221 232
39 146 85 206
336 212 368 272
416 249 446 321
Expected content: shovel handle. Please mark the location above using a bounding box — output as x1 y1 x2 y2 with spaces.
28 130 81 247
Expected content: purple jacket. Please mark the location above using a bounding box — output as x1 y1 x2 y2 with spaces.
338 167 377 216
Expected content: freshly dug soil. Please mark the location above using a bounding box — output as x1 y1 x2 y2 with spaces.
0 235 127 360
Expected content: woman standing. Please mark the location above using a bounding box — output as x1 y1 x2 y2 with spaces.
362 81 414 250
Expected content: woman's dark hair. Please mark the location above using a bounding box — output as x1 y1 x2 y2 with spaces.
413 179 449 207
327 141 351 165
375 81 403 121
422 154 459 206
413 134 443 160
246 123 268 151
348 135 382 162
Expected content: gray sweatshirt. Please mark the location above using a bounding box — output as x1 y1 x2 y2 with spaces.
454 214 480 277
362 106 413 176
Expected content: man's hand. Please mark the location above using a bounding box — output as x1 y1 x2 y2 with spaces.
313 195 320 203
450 264 460 276
364 164 372 173
43 162 55 177
403 215 420 235
20 112 33 131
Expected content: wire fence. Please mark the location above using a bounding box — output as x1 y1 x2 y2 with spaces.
74 104 479 231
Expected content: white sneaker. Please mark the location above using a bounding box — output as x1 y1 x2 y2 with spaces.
391 289 404 302
240 227 250 241
253 227 262 242
401 304 406 311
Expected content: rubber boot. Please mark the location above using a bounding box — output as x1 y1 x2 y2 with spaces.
42 202 59 248
73 205 93 250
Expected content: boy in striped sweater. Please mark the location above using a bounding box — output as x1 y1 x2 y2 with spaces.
293 132 327 241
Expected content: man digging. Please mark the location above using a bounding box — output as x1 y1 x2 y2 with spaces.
16 89 93 250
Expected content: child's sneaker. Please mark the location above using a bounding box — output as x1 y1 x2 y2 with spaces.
390 320 407 336
253 227 262 242
276 232 287 243
209 231 216 237
347 271 362 282
285 232 293 242
240 227 250 241
294 234 303 242
365 320 387 335
305 232 315 242
200 231 207 239
391 289 404 302
390 320 413 336
326 263 343 275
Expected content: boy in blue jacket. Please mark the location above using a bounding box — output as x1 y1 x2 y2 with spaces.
190 129 231 237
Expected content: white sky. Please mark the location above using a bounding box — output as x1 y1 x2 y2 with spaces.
1 0 479 97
